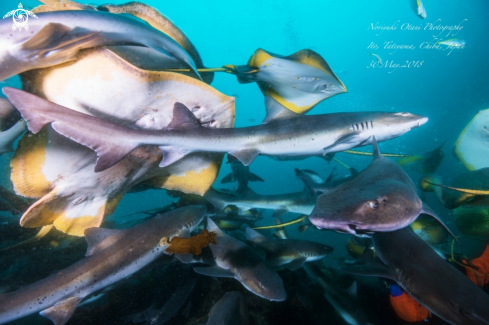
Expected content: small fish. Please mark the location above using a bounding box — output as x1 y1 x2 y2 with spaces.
437 39 466 47
193 218 286 301
339 227 489 325
0 205 207 325
309 137 456 240
417 0 427 19
246 228 333 270
369 52 383 66
206 291 248 325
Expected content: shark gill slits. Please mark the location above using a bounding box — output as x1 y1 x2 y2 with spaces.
370 121 373 128
360 122 364 130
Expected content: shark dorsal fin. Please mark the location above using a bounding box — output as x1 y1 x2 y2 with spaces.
84 227 125 257
349 167 359 177
206 217 225 236
166 103 201 130
262 96 300 124
246 227 268 243
346 281 357 296
372 136 383 160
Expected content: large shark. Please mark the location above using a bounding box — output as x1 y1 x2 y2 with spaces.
0 205 207 325
4 88 427 171
309 138 456 240
339 227 489 325
304 264 372 325
193 218 287 301
0 9 198 81
246 228 333 270
206 291 248 325
205 186 315 217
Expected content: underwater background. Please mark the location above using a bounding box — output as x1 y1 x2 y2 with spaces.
0 0 488 324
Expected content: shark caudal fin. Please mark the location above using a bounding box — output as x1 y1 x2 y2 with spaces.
3 87 141 172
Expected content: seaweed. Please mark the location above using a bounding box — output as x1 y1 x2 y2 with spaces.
165 229 217 255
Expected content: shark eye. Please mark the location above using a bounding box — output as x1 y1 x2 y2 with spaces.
367 200 379 209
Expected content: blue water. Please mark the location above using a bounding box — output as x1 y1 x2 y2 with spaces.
0 0 488 324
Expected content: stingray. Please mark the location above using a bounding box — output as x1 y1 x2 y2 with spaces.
454 108 489 171
11 48 234 236
309 137 457 240
225 48 346 114
421 168 489 209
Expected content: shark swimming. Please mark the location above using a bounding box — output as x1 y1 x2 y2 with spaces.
246 228 333 270
309 138 457 240
0 9 198 81
0 205 207 325
3 88 428 172
192 218 287 301
339 227 489 325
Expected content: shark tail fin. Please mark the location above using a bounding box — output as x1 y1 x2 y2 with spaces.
20 187 109 236
203 187 229 212
3 87 141 172
421 202 459 244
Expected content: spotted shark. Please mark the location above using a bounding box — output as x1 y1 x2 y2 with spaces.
309 137 457 240
339 227 489 325
0 205 207 325
4 88 427 172
246 228 333 270
0 10 198 81
193 218 286 301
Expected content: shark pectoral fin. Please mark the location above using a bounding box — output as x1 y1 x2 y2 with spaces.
346 281 357 296
285 257 307 271
338 259 395 281
325 166 338 183
39 296 81 325
262 96 301 124
84 227 125 257
158 147 187 167
246 227 268 243
193 266 234 278
220 172 235 183
175 253 194 263
323 133 359 152
247 172 265 182
272 209 288 218
420 202 459 244
21 23 101 63
229 149 260 166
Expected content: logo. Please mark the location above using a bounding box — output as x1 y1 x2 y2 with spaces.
2 3 37 32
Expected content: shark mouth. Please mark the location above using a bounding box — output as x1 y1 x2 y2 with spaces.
310 217 374 237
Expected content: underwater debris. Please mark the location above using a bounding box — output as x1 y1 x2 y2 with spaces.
164 229 217 256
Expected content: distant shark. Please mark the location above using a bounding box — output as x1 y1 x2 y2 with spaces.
309 137 456 240
0 10 198 81
339 227 489 325
0 205 207 325
221 155 264 196
193 218 287 301
246 228 333 270
4 88 428 171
